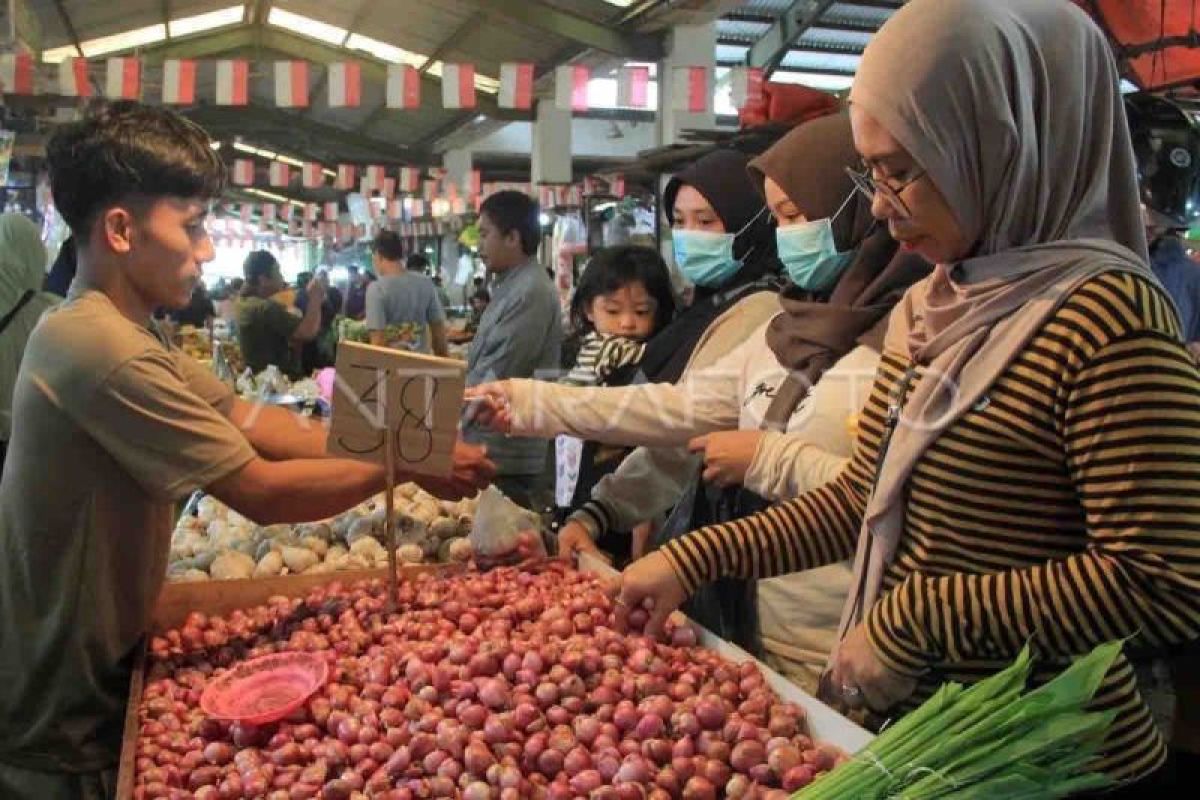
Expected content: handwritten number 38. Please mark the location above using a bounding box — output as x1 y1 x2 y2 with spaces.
395 377 436 463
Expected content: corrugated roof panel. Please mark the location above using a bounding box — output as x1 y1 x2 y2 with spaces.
716 43 750 62
780 49 862 72
717 19 772 41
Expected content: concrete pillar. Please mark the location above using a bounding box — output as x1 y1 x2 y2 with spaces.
531 99 573 187
658 22 717 146
442 148 473 197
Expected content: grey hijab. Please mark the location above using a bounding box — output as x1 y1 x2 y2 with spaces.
837 0 1162 640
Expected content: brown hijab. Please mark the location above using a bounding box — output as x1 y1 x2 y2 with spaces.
748 113 931 427
837 0 1160 641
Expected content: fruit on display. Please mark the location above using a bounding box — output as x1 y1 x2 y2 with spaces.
168 486 481 582
135 563 846 798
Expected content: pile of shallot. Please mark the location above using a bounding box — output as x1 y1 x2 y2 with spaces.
136 563 844 799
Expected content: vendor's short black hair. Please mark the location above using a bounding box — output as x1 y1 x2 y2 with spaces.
46 101 225 238
243 250 280 286
479 191 540 256
373 229 405 261
407 253 430 272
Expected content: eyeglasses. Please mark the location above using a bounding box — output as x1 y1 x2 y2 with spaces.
844 164 926 222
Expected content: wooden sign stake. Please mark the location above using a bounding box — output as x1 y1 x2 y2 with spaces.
384 434 399 611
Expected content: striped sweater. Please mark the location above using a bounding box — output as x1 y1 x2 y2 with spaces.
661 272 1200 783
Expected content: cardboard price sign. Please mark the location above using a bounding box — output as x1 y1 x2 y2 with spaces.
328 342 465 477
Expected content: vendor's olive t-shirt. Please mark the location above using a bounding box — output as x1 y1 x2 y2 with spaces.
0 290 256 773
236 295 302 377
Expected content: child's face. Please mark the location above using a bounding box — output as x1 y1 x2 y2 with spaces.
587 282 658 341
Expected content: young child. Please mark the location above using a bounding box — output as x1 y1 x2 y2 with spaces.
555 246 675 560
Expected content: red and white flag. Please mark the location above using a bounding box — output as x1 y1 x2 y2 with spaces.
617 66 650 109
215 60 249 106
275 61 309 107
161 59 196 105
729 67 765 110
324 202 339 222
105 57 140 100
302 162 324 189
423 180 439 203
358 177 371 197
327 62 361 108
278 203 291 222
554 65 589 112
366 165 386 191
304 203 319 222
0 53 34 95
611 174 626 198
388 198 403 219
239 204 253 224
58 57 91 97
441 63 475 110
302 220 314 239
383 177 396 199
336 164 357 191
465 169 482 200
232 159 255 186
268 162 290 188
262 203 277 224
386 64 421 110
410 199 426 218
399 167 421 193
671 66 708 113
498 62 534 110
539 186 555 209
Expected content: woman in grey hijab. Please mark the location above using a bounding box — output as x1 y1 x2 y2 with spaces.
613 0 1200 790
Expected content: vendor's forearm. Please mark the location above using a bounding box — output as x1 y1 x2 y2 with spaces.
230 399 329 461
207 456 386 524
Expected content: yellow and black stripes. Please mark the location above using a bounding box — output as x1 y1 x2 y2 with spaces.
661 272 1200 783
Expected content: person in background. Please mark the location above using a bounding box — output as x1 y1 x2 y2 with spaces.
451 289 490 345
295 269 341 371
0 215 57 477
214 277 241 325
432 273 452 311
342 264 368 320
365 230 448 356
616 0 1200 791
43 236 75 298
464 191 563 507
1126 92 1200 357
236 250 322 378
0 100 493 800
169 282 214 328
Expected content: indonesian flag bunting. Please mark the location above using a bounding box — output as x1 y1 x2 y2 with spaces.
239 204 252 224
262 204 277 223
268 162 290 188
359 177 371 197
279 203 292 221
105 57 140 100
304 203 318 222
465 169 482 199
441 63 475 110
366 165 386 191
554 65 589 112
498 62 534 110
617 66 650 109
539 186 555 209
729 66 765 110
423 180 438 203
302 162 324 189
383 177 396 199
336 164 357 191
215 60 249 106
583 176 600 196
451 197 467 216
671 66 709 113
475 194 483 213
58 57 91 97
302 220 314 238
446 182 459 202
386 64 421 109
275 61 309 107
410 199 425 218
324 202 339 222
611 174 626 198
327 62 361 108
232 159 255 186
399 167 421 193
388 198 403 219
161 59 196 105
430 167 447 180
0 53 34 95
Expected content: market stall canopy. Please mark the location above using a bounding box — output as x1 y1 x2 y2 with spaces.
1081 0 1200 91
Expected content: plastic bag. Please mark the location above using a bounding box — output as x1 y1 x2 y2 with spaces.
468 486 544 558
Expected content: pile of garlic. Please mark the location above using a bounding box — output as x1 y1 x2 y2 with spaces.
167 484 481 582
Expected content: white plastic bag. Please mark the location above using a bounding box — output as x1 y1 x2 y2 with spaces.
468 486 543 558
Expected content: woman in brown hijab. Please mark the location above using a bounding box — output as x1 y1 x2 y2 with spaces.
616 0 1200 790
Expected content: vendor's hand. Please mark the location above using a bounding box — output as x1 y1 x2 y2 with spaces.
306 277 326 303
463 382 514 433
610 551 687 640
411 441 495 499
557 520 602 560
1187 341 1200 363
689 431 764 488
828 623 918 714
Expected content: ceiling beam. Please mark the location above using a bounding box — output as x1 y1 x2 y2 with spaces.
161 0 172 32
51 0 84 58
748 0 838 75
128 27 258 63
483 0 663 60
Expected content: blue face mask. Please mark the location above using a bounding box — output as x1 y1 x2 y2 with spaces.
671 207 767 289
776 191 857 291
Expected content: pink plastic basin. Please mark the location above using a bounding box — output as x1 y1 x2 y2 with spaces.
199 651 329 725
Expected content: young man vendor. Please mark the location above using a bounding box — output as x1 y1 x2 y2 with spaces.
0 102 494 799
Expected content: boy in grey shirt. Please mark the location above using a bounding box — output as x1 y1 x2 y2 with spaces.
365 230 448 355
